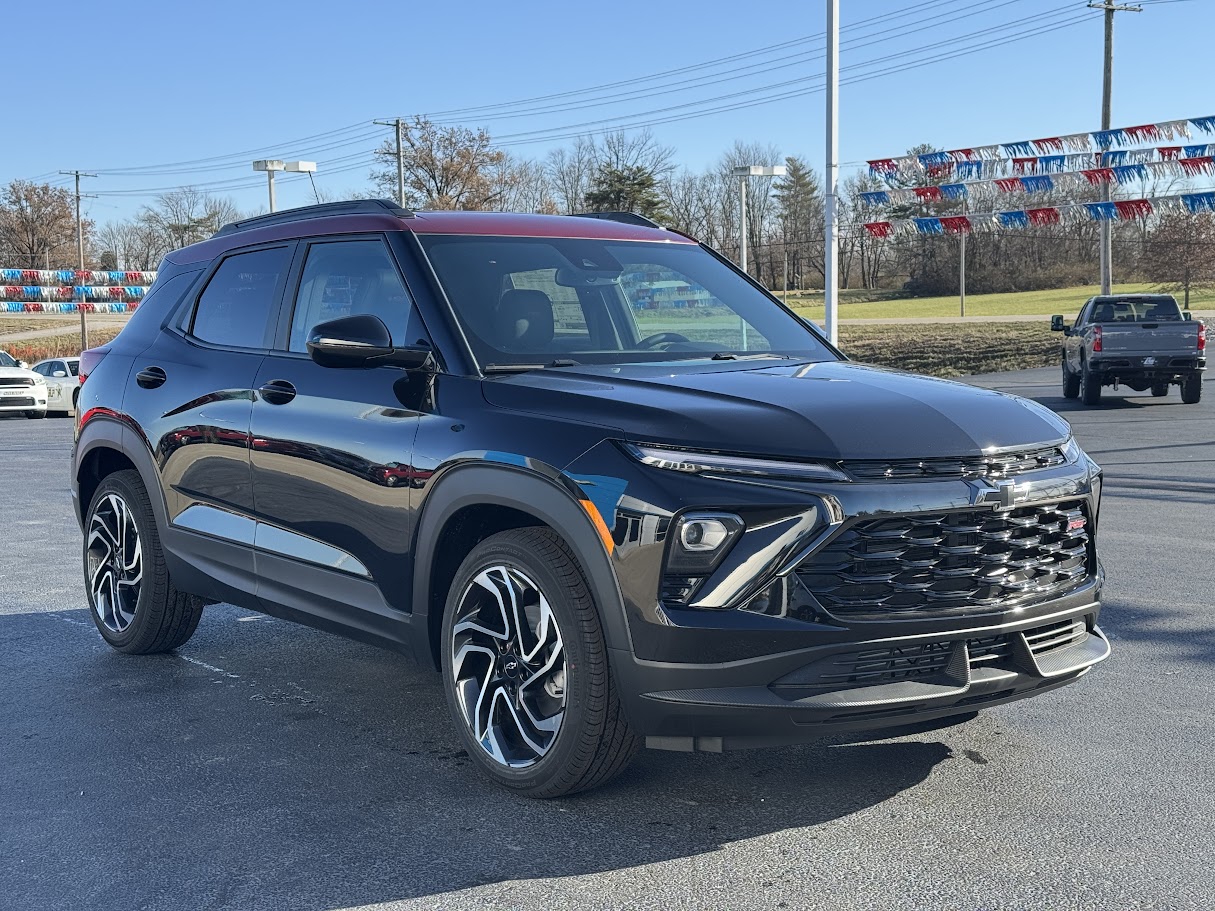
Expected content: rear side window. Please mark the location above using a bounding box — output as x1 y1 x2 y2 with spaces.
191 247 290 348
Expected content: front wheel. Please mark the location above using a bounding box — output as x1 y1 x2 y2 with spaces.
26 409 46 419
84 470 204 653
1062 357 1080 399
441 527 638 797
1181 375 1203 404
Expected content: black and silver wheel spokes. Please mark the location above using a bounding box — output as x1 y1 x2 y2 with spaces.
86 492 143 633
451 565 566 768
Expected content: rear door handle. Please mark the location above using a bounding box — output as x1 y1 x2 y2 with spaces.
135 366 167 389
258 380 297 405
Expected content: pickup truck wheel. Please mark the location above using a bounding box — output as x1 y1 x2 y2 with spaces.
1181 375 1203 404
441 527 639 797
1081 361 1102 405
1062 357 1080 399
1150 382 1169 397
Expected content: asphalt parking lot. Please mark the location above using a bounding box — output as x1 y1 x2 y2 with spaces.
2 369 1212 911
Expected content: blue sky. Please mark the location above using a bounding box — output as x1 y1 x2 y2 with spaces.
3 0 1207 224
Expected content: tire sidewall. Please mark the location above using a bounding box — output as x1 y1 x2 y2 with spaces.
83 473 155 649
440 532 599 792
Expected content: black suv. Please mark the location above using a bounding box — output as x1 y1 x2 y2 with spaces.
73 200 1109 796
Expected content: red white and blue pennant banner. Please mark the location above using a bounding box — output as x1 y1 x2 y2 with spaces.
862 191 1215 238
858 157 1215 207
868 116 1215 178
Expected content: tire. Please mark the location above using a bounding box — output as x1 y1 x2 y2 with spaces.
440 527 639 798
72 388 79 412
1081 360 1102 406
1181 375 1203 404
1062 357 1080 399
1150 382 1169 397
26 409 46 419
83 469 204 654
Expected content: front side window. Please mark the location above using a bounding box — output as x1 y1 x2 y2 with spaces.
191 247 290 348
288 240 415 353
0 350 17 368
418 235 834 368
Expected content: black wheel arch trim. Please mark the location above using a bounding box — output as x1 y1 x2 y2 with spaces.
411 461 632 668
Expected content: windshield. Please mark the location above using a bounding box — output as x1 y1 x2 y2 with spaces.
0 350 15 368
417 236 836 369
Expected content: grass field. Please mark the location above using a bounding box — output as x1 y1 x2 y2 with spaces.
0 317 77 337
3 329 123 363
838 323 1059 378
785 282 1213 321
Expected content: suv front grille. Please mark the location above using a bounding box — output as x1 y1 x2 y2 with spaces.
842 446 1066 481
796 501 1091 620
0 377 34 387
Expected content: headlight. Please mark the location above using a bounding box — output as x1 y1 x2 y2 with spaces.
1062 436 1083 464
31 375 45 386
624 443 850 483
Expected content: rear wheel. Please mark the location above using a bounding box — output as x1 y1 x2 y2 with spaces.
1181 375 1203 404
84 470 204 653
1081 360 1102 406
1062 357 1080 399
1150 382 1169 397
441 527 638 797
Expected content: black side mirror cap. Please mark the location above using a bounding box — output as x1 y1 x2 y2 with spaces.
1050 315 1066 332
1183 311 1192 321
307 314 435 372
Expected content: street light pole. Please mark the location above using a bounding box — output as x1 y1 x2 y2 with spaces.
253 160 286 212
824 0 840 346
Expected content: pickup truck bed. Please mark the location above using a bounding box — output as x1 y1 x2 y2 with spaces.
1053 294 1206 405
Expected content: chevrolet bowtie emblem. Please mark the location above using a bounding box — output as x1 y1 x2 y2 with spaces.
969 478 1029 511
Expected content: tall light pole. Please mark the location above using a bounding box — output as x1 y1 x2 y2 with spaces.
731 164 787 277
1088 1 1142 295
253 160 317 213
824 0 840 346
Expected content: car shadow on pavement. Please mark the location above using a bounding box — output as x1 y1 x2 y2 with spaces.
3 607 957 910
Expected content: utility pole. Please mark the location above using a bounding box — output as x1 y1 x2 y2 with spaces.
374 118 407 206
59 170 96 350
1089 1 1142 295
824 0 840 346
959 196 967 318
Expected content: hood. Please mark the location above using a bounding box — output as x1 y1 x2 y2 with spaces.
0 365 38 381
482 359 1071 461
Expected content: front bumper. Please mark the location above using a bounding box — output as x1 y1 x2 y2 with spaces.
0 391 47 412
615 580 1107 751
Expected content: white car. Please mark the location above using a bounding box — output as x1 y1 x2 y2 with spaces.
0 349 48 419
31 356 81 415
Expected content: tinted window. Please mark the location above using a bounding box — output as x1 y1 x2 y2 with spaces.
0 351 14 368
191 247 289 348
66 360 79 377
31 362 50 376
288 240 415 353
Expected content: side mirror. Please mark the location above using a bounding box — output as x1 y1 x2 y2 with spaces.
307 314 435 371
16 360 28 369
52 370 68 378
1183 311 1192 321
1050 315 1065 332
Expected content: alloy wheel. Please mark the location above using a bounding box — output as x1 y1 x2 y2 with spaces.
450 565 566 768
86 492 143 633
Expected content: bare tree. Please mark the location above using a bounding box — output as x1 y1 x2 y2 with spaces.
369 116 513 210
546 137 597 214
1145 211 1215 309
0 180 84 268
139 187 240 251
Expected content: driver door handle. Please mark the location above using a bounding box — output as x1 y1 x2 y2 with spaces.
258 380 297 405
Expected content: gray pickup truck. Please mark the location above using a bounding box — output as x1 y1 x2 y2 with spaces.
1052 294 1206 405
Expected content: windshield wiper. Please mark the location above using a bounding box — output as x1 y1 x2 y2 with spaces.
483 359 582 374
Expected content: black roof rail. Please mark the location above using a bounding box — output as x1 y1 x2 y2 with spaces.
213 198 415 237
571 211 664 230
